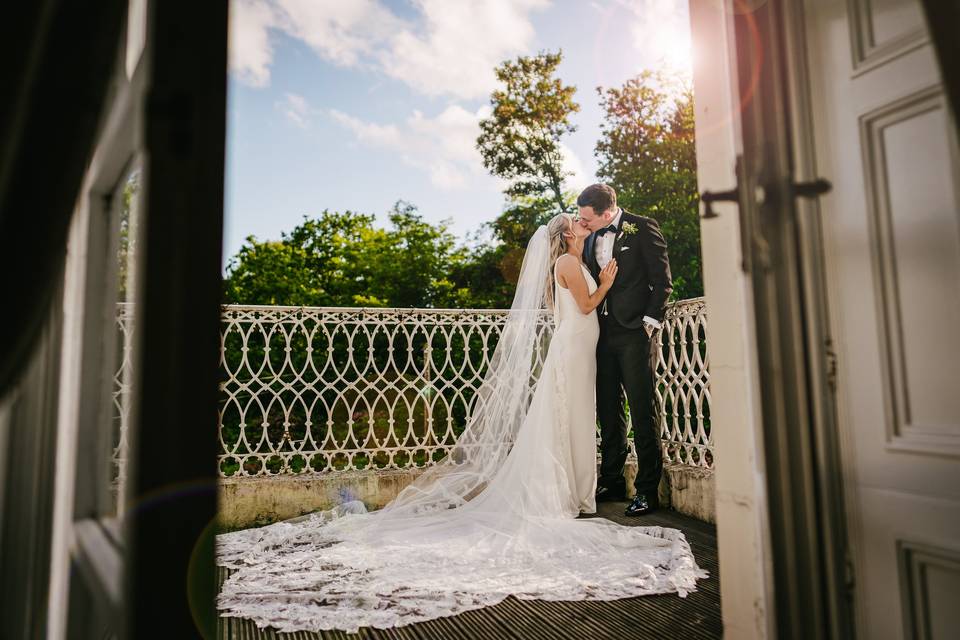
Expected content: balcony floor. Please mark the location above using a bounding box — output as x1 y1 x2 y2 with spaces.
216 504 721 639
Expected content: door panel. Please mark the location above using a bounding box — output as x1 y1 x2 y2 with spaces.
898 540 960 638
849 0 928 70
862 87 960 450
804 0 960 637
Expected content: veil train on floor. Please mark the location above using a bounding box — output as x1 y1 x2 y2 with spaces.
215 225 706 633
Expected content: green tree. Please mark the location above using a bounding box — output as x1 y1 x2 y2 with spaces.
477 51 580 214
368 201 468 309
447 196 557 309
222 239 328 306
116 170 141 300
594 71 703 299
223 202 466 308
224 209 382 306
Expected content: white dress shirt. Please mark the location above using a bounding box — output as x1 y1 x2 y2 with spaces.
595 210 622 271
595 208 661 330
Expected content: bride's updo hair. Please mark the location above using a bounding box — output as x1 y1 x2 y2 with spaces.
545 212 574 310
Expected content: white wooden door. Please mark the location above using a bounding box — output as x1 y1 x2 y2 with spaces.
803 0 960 637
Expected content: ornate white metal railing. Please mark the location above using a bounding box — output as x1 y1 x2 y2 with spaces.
113 304 135 514
213 300 711 477
655 298 711 468
113 300 711 480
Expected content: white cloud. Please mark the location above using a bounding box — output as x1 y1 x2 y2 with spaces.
229 0 400 87
272 0 404 68
229 0 278 87
275 92 313 128
228 0 551 99
329 109 403 147
380 0 550 99
330 105 494 190
331 104 588 193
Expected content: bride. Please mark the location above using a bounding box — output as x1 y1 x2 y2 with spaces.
216 213 707 633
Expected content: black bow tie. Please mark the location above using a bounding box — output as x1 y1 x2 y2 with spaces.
596 224 618 236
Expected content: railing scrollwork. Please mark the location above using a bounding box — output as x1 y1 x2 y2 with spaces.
113 300 712 481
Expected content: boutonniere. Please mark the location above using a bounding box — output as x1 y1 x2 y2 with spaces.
621 221 639 235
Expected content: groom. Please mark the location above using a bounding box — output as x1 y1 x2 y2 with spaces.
577 184 672 517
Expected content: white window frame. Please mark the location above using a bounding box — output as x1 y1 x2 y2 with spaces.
47 2 150 637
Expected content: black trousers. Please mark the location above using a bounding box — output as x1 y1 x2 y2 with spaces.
595 317 662 496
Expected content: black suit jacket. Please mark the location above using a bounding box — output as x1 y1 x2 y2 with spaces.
585 210 672 329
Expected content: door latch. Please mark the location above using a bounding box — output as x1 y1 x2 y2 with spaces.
701 177 831 218
792 178 832 199
700 187 738 219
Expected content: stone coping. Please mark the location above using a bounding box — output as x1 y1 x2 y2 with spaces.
218 463 715 531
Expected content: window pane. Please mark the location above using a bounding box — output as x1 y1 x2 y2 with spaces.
111 164 141 517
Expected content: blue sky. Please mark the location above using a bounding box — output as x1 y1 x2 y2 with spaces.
224 0 692 267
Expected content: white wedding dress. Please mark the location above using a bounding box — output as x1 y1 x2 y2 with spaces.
216 237 706 634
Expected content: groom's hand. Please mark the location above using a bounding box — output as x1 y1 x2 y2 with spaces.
643 320 660 340
644 321 660 369
642 316 661 340
599 258 618 288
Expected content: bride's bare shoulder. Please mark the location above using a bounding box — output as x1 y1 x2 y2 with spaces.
554 253 577 269
554 254 585 290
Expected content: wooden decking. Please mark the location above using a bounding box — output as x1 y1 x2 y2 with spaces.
217 505 721 639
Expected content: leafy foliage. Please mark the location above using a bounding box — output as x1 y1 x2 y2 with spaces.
477 52 579 215
116 170 141 300
447 196 558 309
224 202 467 308
594 71 703 299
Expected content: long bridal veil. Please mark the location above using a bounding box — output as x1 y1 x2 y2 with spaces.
367 224 555 520
216 225 706 633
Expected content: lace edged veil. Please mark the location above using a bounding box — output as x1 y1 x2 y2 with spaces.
371 224 554 520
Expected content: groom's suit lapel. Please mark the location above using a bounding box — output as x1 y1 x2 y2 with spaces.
612 226 624 256
612 210 638 258
585 232 599 275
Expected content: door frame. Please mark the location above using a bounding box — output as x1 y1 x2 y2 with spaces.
126 1 228 636
688 1 775 637
780 0 858 636
729 0 854 637
691 0 858 637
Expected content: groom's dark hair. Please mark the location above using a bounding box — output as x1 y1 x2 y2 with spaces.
576 184 617 214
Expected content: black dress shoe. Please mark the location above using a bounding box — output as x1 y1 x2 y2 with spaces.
624 493 659 516
595 485 626 502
